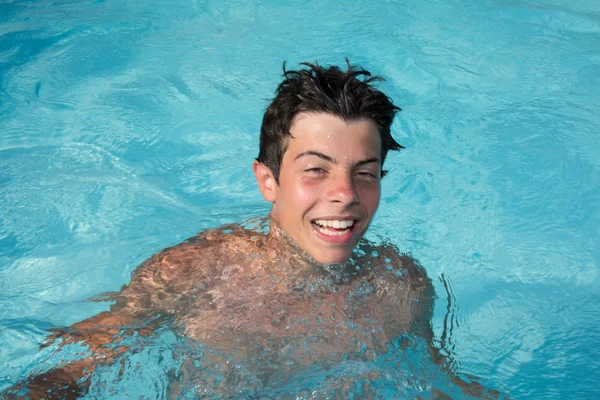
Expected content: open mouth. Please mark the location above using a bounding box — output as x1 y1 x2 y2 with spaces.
311 219 357 237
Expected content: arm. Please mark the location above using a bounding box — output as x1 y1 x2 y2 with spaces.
5 311 163 400
401 257 505 399
366 242 503 399
3 244 192 399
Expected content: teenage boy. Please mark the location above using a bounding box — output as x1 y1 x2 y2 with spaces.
7 62 498 399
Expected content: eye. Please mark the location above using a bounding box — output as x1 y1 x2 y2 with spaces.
357 171 379 180
305 167 326 175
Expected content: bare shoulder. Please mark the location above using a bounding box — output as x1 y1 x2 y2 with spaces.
356 240 432 291
352 240 435 338
382 245 430 289
117 224 261 311
139 224 260 272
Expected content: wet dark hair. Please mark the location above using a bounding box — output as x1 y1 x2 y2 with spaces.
257 60 402 182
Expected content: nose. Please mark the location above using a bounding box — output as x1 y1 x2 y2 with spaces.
327 174 359 205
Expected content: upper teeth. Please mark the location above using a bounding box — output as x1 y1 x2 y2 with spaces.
314 219 354 229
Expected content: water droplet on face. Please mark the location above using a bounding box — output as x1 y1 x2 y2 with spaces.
371 250 379 257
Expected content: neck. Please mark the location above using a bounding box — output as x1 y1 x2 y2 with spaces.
266 216 350 275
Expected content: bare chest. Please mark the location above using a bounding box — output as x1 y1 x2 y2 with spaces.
175 271 415 356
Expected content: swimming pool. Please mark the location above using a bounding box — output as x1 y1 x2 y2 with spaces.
1 0 599 398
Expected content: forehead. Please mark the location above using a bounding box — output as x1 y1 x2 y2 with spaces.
286 112 381 157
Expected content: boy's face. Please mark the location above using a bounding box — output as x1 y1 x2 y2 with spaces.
254 112 382 264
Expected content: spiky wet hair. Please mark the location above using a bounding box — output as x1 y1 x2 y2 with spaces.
256 61 403 182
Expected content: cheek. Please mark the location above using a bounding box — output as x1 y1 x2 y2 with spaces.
361 184 381 210
295 181 321 206
282 178 320 208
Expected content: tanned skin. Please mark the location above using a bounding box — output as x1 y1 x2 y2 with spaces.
5 223 498 399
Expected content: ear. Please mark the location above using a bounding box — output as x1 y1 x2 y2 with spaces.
253 160 277 203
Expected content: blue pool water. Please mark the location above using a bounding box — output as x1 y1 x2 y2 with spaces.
1 0 599 398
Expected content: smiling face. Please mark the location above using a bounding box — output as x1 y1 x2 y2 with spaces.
253 112 382 264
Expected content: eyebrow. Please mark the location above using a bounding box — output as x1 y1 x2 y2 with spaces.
295 151 380 167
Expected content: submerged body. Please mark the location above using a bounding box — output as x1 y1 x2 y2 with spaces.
6 221 434 398
120 221 433 396
129 222 429 343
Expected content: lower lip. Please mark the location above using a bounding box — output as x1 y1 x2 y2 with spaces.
310 221 358 245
